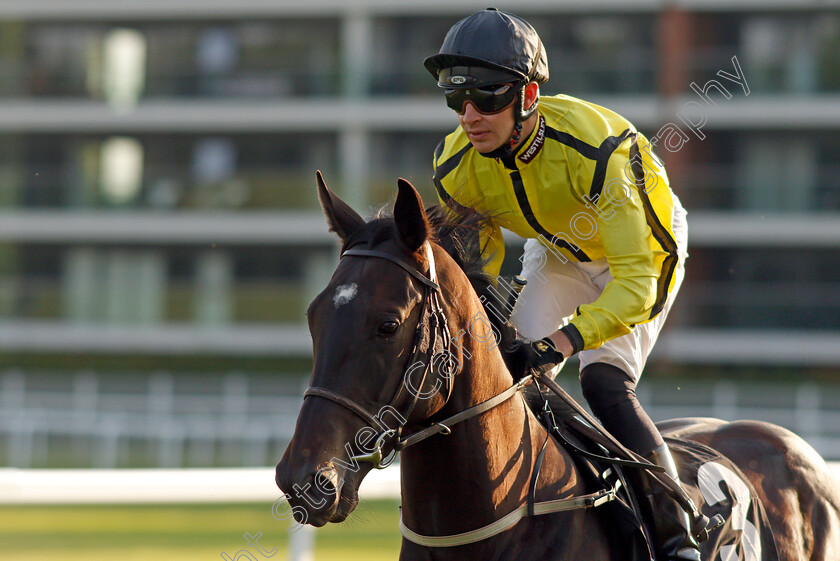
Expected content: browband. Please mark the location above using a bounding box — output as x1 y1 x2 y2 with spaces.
342 245 439 291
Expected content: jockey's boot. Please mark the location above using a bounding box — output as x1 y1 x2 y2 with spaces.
642 443 702 561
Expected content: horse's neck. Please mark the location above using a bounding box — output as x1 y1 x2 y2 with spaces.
398 338 609 558
400 304 559 529
398 268 610 557
400 364 524 517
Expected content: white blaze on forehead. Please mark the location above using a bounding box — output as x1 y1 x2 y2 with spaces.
333 283 358 308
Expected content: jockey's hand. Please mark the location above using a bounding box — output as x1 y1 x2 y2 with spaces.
500 336 564 377
530 337 565 367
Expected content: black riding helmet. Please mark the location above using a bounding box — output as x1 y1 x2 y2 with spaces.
424 9 548 158
424 8 549 123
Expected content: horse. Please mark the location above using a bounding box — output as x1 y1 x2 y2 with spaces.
275 172 840 560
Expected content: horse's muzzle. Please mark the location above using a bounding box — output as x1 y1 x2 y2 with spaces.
275 461 343 527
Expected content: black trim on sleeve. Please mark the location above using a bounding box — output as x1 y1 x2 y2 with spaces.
542 125 634 207
589 129 633 200
560 323 585 355
508 169 592 262
629 140 678 320
543 126 600 160
434 138 446 163
434 141 472 179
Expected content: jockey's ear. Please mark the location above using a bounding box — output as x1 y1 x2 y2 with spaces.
394 178 430 254
316 170 365 242
523 81 539 111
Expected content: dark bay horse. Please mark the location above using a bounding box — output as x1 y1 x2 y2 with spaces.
275 172 840 560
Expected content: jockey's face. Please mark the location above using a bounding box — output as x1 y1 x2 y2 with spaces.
457 100 517 154
454 81 538 155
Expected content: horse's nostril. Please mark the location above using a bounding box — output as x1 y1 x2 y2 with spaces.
315 466 339 496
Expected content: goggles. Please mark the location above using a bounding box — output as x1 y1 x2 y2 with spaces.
443 83 520 114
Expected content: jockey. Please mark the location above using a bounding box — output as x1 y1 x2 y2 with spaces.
425 9 699 561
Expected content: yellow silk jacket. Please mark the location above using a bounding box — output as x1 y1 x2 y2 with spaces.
432 94 683 352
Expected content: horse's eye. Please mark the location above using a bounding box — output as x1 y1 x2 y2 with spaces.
378 320 400 335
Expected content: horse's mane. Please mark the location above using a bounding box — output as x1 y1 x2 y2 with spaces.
345 203 530 378
429 205 537 378
425 205 491 282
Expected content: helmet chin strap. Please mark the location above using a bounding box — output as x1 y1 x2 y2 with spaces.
478 121 522 160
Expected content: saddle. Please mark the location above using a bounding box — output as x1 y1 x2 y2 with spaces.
522 378 780 561
523 382 654 561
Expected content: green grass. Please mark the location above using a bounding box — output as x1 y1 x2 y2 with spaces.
0 499 402 561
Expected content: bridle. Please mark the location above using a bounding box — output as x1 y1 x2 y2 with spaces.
303 241 534 469
303 241 455 469
300 239 624 547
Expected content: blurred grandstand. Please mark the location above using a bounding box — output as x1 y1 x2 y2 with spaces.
1 0 839 470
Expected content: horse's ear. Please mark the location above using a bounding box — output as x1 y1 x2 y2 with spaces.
394 178 430 253
316 170 365 242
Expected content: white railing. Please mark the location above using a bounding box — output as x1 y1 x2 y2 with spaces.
1 463 835 505
2 323 840 366
2 369 840 470
0 466 400 504
0 370 305 468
